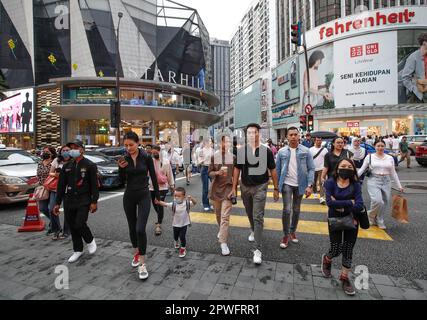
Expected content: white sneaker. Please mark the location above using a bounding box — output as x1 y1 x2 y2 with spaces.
204 207 210 212
68 252 83 263
87 239 97 255
248 232 255 242
221 243 230 256
138 264 149 280
253 250 262 265
319 197 326 205
377 222 387 230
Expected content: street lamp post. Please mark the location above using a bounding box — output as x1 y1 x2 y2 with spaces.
114 12 123 147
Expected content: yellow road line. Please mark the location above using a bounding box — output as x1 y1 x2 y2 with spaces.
238 191 320 200
190 212 393 241
234 201 328 214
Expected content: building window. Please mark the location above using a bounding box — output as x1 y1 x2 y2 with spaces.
315 0 341 27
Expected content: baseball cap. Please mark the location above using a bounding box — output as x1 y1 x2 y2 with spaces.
66 140 84 149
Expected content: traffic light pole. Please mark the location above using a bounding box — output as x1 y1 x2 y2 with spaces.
114 12 123 147
302 20 311 134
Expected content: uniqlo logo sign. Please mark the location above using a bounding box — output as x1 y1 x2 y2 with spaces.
350 43 380 58
350 45 363 58
366 43 379 55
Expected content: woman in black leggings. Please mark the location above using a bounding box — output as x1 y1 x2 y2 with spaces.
119 132 160 280
321 158 365 297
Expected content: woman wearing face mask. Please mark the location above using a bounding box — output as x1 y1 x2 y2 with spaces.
322 137 354 183
358 140 404 230
322 159 365 297
149 145 175 236
49 145 72 240
348 138 367 179
37 146 57 235
118 132 160 280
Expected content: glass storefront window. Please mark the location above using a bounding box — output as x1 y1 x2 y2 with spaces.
63 87 116 104
121 89 154 106
393 119 410 135
0 134 34 150
156 93 178 107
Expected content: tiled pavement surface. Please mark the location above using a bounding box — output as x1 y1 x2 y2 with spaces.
0 224 426 301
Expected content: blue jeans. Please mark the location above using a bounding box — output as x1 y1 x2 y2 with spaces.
201 166 210 208
282 184 303 236
48 192 62 233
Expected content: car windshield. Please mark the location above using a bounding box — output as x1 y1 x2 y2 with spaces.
0 151 37 167
85 153 111 164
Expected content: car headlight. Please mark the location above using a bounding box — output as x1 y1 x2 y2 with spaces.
0 176 26 185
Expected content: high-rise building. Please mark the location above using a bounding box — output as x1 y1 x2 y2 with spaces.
231 0 277 97
0 0 219 149
230 0 277 137
211 39 231 115
277 0 427 63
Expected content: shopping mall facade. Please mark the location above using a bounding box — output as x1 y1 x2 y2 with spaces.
272 4 427 140
0 0 219 149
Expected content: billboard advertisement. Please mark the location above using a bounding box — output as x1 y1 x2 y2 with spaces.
234 80 261 129
334 31 398 108
0 88 34 133
272 57 299 107
300 43 334 109
300 29 427 110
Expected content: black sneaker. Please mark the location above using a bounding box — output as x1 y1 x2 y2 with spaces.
340 275 356 296
321 254 332 278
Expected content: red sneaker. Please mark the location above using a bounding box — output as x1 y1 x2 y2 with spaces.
290 233 299 244
179 247 187 258
131 252 140 268
280 236 289 249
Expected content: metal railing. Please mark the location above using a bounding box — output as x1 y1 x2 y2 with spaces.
62 99 215 114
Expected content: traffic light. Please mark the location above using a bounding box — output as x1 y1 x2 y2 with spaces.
291 21 302 47
110 101 121 128
300 115 307 132
308 115 314 133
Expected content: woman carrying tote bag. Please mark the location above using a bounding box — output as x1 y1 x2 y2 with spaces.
321 158 368 297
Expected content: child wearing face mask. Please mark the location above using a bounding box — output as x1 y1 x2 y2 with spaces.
156 187 197 258
321 158 368 297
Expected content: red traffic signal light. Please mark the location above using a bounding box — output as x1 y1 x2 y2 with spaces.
291 21 302 47
300 115 307 131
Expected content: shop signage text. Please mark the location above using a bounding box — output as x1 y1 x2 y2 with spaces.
347 121 360 128
319 9 415 41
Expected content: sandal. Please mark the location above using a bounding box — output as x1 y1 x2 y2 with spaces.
155 224 162 236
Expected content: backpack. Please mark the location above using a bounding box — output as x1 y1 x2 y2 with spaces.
156 162 168 185
172 200 192 227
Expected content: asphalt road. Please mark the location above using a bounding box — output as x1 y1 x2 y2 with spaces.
1 161 427 280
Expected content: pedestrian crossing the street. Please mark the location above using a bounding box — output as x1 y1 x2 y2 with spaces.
191 184 393 242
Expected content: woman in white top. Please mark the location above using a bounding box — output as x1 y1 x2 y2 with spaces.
150 145 175 236
358 140 404 230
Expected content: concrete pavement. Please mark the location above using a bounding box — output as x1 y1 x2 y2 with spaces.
0 224 426 300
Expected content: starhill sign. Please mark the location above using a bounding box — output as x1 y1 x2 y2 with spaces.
306 7 426 49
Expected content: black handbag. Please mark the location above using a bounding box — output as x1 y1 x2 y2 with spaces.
355 206 370 230
328 214 357 232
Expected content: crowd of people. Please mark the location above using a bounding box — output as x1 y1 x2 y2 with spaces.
33 125 408 297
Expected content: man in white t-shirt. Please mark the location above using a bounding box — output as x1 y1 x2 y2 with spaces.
276 127 315 249
392 135 400 153
310 137 329 205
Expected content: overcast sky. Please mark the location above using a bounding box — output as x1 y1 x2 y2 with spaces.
173 0 254 40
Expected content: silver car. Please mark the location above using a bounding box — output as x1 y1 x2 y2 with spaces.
0 148 39 204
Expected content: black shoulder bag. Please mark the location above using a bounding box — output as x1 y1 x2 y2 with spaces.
327 184 357 232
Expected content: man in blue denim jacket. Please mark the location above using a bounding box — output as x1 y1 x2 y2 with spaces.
276 127 315 249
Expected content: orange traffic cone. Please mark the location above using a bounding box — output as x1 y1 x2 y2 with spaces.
18 194 46 232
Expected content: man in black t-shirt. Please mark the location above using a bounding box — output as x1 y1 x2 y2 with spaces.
232 123 279 265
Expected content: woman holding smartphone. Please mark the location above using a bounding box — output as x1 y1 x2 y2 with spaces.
118 132 160 280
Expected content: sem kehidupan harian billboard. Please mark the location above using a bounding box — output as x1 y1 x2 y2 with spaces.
300 6 427 110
